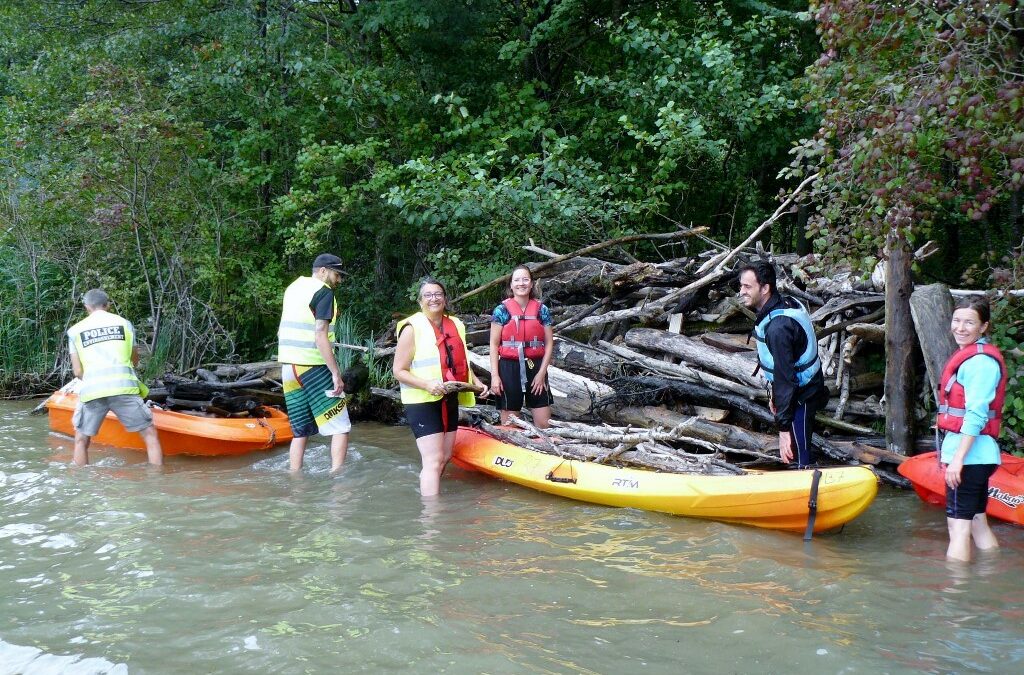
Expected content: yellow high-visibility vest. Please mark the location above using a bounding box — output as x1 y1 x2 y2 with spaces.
277 276 337 365
396 312 476 406
68 310 145 402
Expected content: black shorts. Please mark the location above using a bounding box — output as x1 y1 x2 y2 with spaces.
496 358 554 411
946 463 998 520
404 394 459 439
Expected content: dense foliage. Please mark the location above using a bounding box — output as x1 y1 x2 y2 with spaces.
788 0 1024 276
1 0 816 382
788 0 1024 445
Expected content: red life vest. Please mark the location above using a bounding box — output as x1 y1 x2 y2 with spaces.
430 316 470 384
936 342 1007 437
498 298 547 360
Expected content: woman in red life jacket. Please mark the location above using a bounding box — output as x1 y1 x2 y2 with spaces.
939 296 1007 561
488 265 555 428
394 278 487 496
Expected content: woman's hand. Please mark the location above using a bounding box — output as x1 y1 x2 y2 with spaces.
529 367 548 396
489 378 503 397
945 460 964 489
477 381 490 396
427 379 447 397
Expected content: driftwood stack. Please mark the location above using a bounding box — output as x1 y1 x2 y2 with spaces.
160 228 1016 487
369 229 917 487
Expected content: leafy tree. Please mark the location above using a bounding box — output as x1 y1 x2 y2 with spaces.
788 0 1024 275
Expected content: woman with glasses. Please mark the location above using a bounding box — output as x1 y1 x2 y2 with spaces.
393 278 488 496
488 265 555 428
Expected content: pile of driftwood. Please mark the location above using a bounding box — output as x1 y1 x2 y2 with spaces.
145 361 285 417
369 227 938 486
144 358 374 420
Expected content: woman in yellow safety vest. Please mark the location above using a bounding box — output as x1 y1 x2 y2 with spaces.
393 278 487 497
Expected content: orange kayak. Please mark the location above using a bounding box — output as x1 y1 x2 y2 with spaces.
452 426 878 533
45 391 293 456
897 451 1024 525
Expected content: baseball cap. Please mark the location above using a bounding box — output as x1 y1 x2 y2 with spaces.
312 253 346 274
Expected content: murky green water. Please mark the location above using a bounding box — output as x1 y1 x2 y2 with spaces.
2 400 1023 674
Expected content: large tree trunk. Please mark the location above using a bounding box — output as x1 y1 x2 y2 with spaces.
884 230 917 455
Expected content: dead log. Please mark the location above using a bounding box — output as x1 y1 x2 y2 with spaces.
848 323 885 342
701 332 755 353
695 171 819 275
598 375 773 425
162 374 269 390
809 294 885 323
884 230 917 456
609 406 776 452
466 350 612 421
909 283 957 398
624 328 763 389
454 227 708 304
597 341 767 400
552 338 620 378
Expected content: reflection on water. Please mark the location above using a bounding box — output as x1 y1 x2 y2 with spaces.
2 400 1024 673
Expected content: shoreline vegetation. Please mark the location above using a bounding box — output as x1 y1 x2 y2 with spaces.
14 230 1023 485
3 2 1023 459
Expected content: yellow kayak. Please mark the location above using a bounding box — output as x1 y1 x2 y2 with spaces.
452 426 878 533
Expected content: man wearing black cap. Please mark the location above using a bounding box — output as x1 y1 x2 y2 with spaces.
277 253 350 473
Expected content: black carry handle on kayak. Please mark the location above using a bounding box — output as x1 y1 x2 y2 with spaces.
803 469 823 542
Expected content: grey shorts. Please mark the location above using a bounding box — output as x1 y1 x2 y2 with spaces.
72 395 154 436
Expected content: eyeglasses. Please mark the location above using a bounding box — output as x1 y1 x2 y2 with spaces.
421 292 445 300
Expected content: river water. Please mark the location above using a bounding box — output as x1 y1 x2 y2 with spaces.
1 400 1023 674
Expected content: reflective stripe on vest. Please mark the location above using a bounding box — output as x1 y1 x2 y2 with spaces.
753 299 821 386
68 310 144 403
277 276 337 365
396 312 476 407
936 341 1007 437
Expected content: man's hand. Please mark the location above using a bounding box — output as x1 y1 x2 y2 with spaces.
330 371 344 397
778 430 793 464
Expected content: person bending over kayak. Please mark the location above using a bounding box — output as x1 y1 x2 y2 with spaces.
488 265 555 428
938 296 1007 562
393 278 488 497
67 289 163 466
738 262 829 467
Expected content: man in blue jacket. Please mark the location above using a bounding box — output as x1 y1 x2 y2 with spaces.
739 262 829 467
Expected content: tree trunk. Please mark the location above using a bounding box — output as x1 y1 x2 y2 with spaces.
884 230 916 455
908 283 957 400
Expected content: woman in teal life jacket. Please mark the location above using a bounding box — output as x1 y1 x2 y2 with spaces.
488 265 555 428
939 296 1007 562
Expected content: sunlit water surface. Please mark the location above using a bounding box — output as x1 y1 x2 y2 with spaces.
2 400 1023 674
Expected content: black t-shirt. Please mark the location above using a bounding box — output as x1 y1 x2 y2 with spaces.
309 286 335 322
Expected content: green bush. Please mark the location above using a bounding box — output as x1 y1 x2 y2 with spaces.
991 297 1024 455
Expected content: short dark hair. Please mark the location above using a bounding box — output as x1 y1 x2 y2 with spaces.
954 295 991 326
739 262 777 294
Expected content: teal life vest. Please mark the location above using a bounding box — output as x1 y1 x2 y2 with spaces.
753 298 821 387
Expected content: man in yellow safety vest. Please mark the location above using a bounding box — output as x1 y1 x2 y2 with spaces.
277 253 351 473
67 289 163 466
